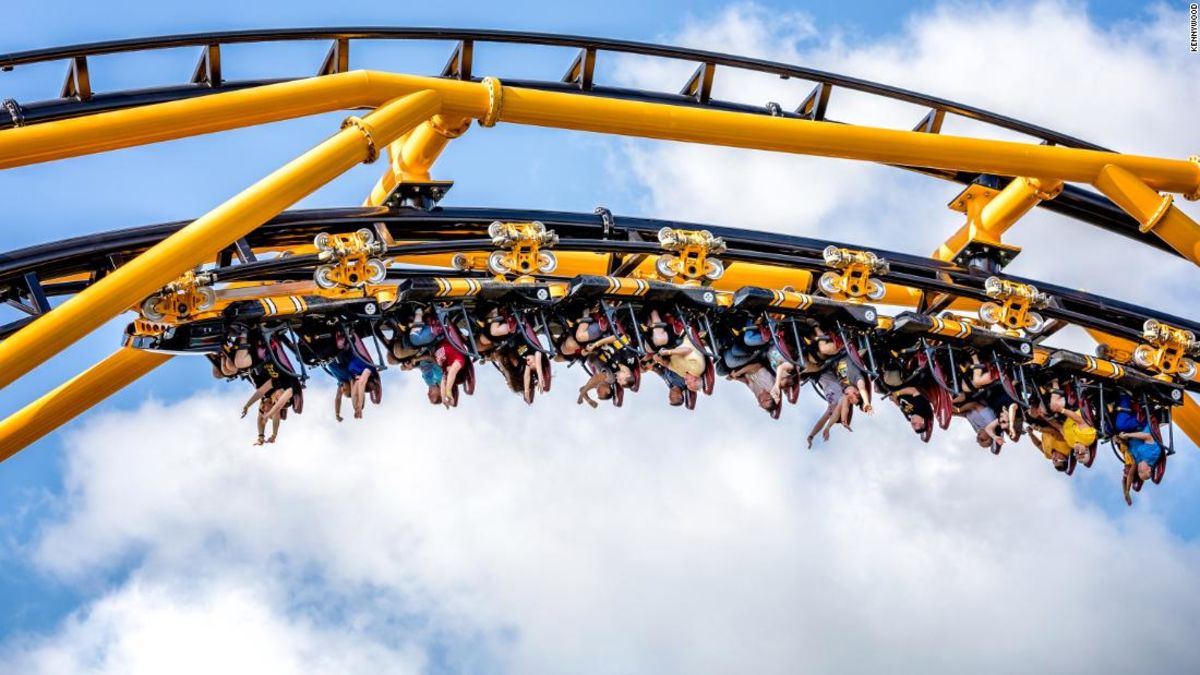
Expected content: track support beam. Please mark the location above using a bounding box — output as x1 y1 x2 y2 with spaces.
365 113 471 206
0 89 442 390
3 71 1199 198
1093 163 1200 265
0 348 170 463
935 176 1063 262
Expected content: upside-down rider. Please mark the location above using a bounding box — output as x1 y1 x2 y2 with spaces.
1118 421 1163 506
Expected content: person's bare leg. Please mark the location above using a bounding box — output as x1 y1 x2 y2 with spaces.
533 354 548 393
352 371 369 418
523 360 534 402
443 362 462 407
807 407 833 448
255 410 268 445
266 388 293 420
267 413 281 443
577 371 606 408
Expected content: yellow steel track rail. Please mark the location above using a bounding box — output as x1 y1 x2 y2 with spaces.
2 71 1198 196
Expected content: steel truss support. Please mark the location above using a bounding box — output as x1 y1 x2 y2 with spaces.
934 176 1063 262
0 348 170 463
0 89 442 390
1 71 1198 197
364 113 471 206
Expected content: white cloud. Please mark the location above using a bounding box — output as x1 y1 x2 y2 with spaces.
1 575 425 675
4 373 1200 674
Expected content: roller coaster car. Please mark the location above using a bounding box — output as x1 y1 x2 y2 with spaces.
563 275 718 309
730 286 878 327
1043 350 1184 407
888 312 1033 401
293 315 383 372
225 294 382 323
1042 349 1181 459
124 317 227 353
889 312 1032 360
394 276 557 306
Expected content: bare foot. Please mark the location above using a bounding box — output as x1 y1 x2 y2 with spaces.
821 428 831 442
841 422 853 432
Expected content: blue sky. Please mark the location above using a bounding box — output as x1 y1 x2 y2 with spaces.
2 1 1199 672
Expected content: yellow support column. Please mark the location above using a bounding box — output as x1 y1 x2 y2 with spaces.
364 113 471 206
1093 163 1200 265
0 348 170 463
0 90 442 390
934 177 1063 262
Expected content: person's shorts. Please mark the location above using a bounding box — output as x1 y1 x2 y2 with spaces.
1062 417 1096 448
723 344 756 370
661 369 686 389
346 353 372 377
819 371 842 407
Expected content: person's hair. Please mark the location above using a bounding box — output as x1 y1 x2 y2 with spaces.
668 386 684 406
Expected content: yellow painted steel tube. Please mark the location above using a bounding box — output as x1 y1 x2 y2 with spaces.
1093 163 1200 265
1175 396 1200 448
491 84 1200 196
0 348 170 463
934 177 1063 261
0 72 481 169
2 71 1198 197
365 113 470 206
0 90 442 390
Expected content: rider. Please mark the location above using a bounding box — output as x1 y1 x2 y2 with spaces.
726 360 777 413
886 385 934 435
1118 421 1163 506
956 400 1004 452
648 309 705 393
1045 381 1097 465
432 333 469 408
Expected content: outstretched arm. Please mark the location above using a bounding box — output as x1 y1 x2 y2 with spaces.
580 335 618 355
242 381 272 418
1122 460 1135 506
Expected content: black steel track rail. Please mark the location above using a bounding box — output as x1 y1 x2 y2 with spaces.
0 28 1168 255
1 206 1193 347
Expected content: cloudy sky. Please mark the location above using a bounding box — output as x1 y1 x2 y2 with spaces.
2 1 1199 673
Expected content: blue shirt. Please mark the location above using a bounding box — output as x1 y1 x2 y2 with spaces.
326 360 352 384
1128 423 1162 466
